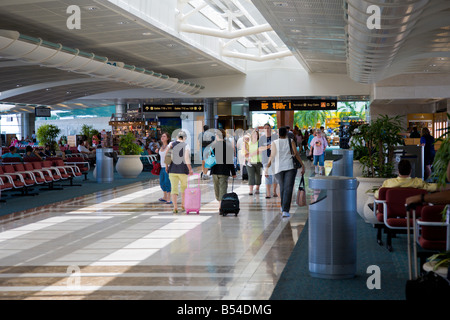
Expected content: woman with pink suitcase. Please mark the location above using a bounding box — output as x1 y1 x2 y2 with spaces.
166 130 193 214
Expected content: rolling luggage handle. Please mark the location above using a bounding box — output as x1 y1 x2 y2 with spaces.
187 173 201 188
405 203 419 280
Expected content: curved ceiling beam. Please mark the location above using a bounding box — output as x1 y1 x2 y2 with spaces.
0 30 205 96
179 22 273 39
0 78 103 101
177 0 289 62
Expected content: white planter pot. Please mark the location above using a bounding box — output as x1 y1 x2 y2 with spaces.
116 155 143 179
356 176 386 222
353 160 363 178
363 192 382 224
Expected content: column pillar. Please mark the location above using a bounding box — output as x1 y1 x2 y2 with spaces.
115 98 127 117
276 111 294 129
203 99 215 129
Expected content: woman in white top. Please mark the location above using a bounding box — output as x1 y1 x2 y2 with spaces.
156 132 172 204
267 126 305 217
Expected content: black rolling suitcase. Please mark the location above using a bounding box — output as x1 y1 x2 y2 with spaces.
220 178 240 216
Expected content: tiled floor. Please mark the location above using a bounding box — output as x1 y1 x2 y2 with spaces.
0 169 309 300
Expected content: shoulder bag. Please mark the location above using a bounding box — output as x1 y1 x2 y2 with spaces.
204 147 216 169
288 137 302 170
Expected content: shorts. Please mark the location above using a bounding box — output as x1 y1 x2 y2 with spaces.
169 173 188 195
313 154 325 166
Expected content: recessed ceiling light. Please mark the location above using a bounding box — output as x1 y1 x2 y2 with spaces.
273 2 288 7
167 43 177 47
211 64 218 67
142 32 152 36
84 6 99 11
117 21 130 25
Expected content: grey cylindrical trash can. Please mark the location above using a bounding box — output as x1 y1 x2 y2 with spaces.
96 148 114 183
331 149 353 177
308 176 358 279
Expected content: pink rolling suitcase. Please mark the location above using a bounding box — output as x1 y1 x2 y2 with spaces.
184 173 201 215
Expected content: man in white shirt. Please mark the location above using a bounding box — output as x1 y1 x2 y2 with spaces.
77 140 95 160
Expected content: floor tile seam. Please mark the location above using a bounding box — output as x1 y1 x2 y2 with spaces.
0 285 220 292
0 187 227 268
217 215 290 299
0 272 240 278
0 180 152 218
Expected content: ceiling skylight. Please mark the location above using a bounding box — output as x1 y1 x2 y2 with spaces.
182 0 291 60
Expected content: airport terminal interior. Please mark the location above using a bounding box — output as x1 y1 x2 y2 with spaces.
0 0 449 301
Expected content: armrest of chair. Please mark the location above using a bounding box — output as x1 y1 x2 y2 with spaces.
0 174 14 184
66 161 90 171
416 220 449 227
373 199 386 219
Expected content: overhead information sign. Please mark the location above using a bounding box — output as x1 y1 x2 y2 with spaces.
249 99 337 111
143 105 204 112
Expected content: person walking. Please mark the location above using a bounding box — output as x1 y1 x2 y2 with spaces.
267 127 305 217
260 123 278 198
167 130 193 213
307 129 315 161
420 127 435 180
156 132 172 204
310 129 328 175
198 125 214 180
246 129 263 195
209 129 237 206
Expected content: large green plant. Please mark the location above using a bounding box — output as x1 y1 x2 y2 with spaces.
431 113 450 187
294 110 331 129
80 124 99 144
353 115 404 178
36 124 61 149
118 132 142 155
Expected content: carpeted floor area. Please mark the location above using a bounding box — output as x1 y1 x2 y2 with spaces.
270 215 412 300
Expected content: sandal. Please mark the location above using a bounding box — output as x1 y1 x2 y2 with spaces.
273 194 278 197
265 196 271 199
165 201 173 204
158 198 167 202
173 209 178 214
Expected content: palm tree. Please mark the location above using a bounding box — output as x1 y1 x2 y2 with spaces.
294 110 331 129
338 101 366 120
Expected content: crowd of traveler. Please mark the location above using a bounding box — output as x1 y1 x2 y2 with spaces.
155 124 313 217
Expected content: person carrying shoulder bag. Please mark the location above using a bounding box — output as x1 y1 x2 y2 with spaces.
267 126 305 218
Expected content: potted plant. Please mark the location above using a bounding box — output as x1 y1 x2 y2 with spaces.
36 124 61 151
115 132 143 178
431 113 450 188
349 127 369 177
351 115 404 222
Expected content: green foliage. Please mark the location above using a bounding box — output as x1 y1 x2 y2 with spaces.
80 124 99 144
36 124 61 149
431 113 450 187
352 115 404 178
294 110 331 129
427 250 450 271
160 125 178 139
118 132 142 155
337 101 366 119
